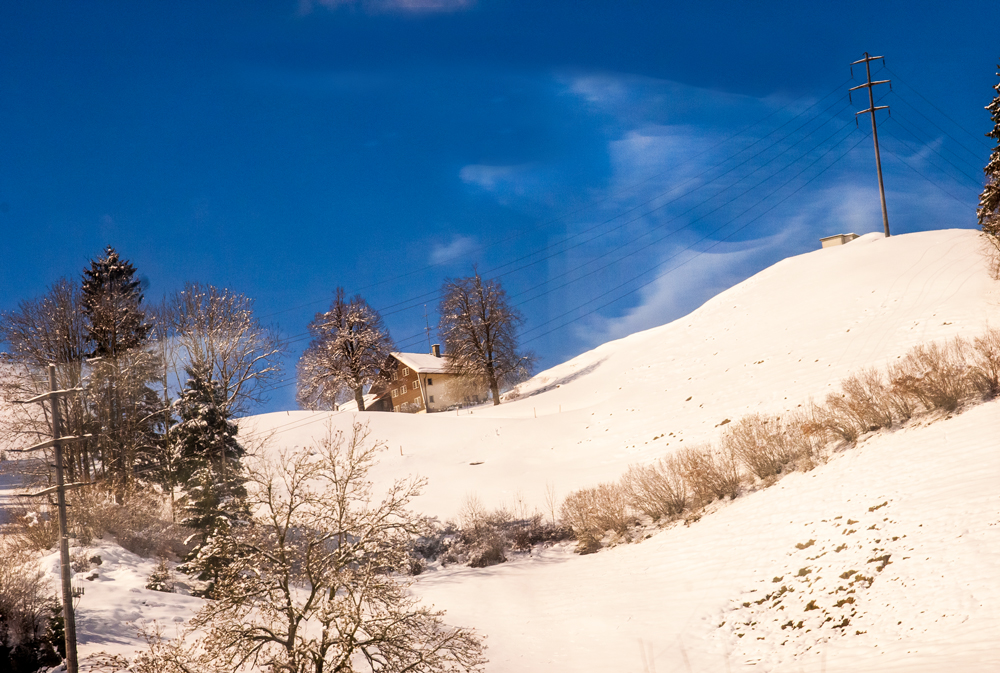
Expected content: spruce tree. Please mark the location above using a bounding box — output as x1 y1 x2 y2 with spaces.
980 61 1000 239
81 246 150 358
81 246 158 496
172 363 247 597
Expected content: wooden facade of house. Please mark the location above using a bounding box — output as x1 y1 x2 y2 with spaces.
368 345 486 413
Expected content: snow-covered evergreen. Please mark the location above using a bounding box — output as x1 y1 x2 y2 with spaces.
979 61 1000 238
171 363 247 597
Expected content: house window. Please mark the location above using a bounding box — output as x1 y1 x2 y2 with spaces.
401 384 407 394
427 377 433 386
429 395 434 403
402 367 409 376
391 389 398 398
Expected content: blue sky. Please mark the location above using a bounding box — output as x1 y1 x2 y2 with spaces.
1 1 998 413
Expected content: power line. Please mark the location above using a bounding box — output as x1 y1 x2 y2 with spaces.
880 118 980 207
249 86 867 402
885 66 994 150
267 86 857 349
510 108 857 309
880 113 984 187
889 91 989 167
520 121 867 343
256 82 848 324
360 88 856 327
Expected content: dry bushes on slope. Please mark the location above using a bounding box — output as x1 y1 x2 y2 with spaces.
0 539 62 672
559 328 1000 553
10 484 187 558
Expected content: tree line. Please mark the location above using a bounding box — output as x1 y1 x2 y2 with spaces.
1 249 532 567
297 268 533 411
0 247 284 577
0 249 490 672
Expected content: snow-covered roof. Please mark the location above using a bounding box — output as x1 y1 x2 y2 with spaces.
391 351 453 374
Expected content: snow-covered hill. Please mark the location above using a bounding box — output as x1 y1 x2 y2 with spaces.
241 229 999 521
14 228 998 671
236 228 1000 672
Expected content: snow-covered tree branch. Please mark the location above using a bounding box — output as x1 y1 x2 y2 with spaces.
297 289 394 411
437 271 533 405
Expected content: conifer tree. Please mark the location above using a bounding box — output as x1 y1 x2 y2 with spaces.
81 246 159 496
980 61 1000 237
980 61 1000 277
172 363 247 597
82 246 150 358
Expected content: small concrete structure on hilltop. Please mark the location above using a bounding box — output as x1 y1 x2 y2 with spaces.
820 232 859 248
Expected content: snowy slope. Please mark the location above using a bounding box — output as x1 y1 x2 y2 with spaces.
16 228 999 670
240 229 999 521
413 400 1000 672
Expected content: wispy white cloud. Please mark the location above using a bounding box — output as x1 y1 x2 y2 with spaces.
458 163 553 207
430 234 478 265
578 236 781 347
459 164 527 190
300 0 474 14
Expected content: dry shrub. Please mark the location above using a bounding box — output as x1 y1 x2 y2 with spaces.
457 495 509 567
560 482 633 551
891 339 972 412
783 409 820 467
721 413 795 480
621 455 688 521
837 368 900 430
675 444 743 506
804 397 861 445
8 498 60 551
969 327 1000 399
71 486 187 558
12 485 186 558
0 539 61 671
429 494 571 567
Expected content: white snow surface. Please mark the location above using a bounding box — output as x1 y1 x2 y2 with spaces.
240 229 998 521
7 228 999 671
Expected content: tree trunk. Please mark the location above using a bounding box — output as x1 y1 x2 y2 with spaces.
354 387 366 411
489 378 500 405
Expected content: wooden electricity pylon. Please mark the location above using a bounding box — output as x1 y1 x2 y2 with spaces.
851 52 892 237
14 364 92 673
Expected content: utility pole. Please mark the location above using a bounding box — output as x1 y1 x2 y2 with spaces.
850 52 892 237
14 364 91 673
424 304 432 353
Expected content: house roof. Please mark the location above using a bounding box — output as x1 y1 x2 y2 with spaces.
391 351 453 374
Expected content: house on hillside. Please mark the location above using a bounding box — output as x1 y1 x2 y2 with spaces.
367 344 486 413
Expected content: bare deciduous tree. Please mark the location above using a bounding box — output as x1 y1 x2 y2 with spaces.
438 271 532 405
121 422 486 673
167 282 285 415
0 278 92 481
297 289 394 411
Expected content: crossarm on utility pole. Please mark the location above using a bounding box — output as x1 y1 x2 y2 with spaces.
9 435 92 453
21 482 93 498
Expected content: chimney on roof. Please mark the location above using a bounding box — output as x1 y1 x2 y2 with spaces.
432 344 441 357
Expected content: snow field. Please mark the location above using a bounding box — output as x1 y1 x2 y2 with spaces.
4 227 997 670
